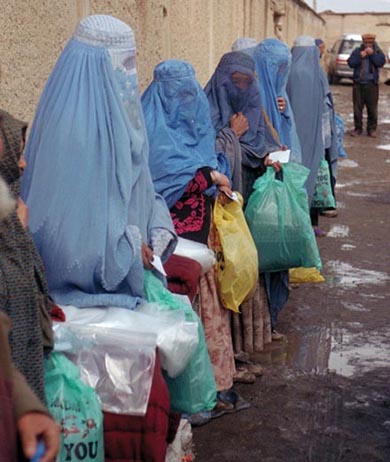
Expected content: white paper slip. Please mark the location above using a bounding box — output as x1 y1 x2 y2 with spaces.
269 149 290 163
223 190 240 202
231 192 240 202
151 255 167 277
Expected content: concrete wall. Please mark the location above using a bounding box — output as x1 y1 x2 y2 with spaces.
321 11 390 52
283 0 325 46
1 0 325 123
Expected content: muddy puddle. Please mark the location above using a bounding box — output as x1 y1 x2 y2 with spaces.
327 225 350 238
325 260 390 287
338 159 359 168
284 323 390 379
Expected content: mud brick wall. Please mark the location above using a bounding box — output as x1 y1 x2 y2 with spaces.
0 0 324 122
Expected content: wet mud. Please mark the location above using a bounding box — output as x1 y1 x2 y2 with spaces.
193 83 390 461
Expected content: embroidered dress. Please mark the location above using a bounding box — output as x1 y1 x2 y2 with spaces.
170 168 213 245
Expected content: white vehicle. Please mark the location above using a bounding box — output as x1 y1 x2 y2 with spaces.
327 34 362 84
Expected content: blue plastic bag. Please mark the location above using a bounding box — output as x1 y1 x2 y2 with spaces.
245 163 322 272
144 271 217 414
44 353 104 462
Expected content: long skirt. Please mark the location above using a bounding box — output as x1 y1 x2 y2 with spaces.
194 223 236 392
231 275 272 356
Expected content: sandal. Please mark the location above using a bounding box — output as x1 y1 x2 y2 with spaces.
271 330 285 341
233 368 256 384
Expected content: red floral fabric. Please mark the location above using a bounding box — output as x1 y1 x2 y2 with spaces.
170 168 213 244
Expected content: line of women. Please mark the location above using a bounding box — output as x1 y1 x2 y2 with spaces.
1 13 339 461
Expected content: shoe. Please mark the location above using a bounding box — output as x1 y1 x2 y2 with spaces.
271 330 285 341
368 130 377 138
313 226 326 237
350 129 362 137
214 400 235 412
320 209 338 218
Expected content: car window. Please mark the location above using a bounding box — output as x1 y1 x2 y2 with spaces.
340 40 361 54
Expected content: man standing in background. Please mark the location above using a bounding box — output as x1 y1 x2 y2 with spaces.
348 33 385 138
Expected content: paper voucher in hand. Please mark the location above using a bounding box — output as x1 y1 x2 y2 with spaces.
269 149 291 163
151 255 167 276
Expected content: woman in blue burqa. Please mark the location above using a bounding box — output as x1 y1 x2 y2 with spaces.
249 38 303 339
253 38 302 164
21 15 176 309
141 59 238 399
286 36 338 236
204 51 286 367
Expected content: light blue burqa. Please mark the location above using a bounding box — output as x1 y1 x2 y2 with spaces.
21 15 176 309
253 38 302 163
286 38 324 201
141 60 219 209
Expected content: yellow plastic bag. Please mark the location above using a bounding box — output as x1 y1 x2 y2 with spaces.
289 267 325 283
213 193 258 312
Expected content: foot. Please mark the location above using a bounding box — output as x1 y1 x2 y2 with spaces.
271 330 285 341
368 130 377 138
320 209 338 218
233 368 256 384
350 129 362 137
245 363 264 377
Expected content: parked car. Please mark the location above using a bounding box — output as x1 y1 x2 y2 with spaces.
327 34 362 84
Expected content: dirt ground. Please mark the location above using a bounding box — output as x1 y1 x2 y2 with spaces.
192 82 390 462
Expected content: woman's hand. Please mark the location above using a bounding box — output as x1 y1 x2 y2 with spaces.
16 199 29 228
277 97 286 113
230 112 249 138
142 243 154 270
210 171 231 188
218 185 234 205
18 412 60 462
264 155 282 173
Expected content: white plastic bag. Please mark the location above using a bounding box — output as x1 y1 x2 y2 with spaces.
173 236 215 274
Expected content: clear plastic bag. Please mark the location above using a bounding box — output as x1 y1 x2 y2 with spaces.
54 303 199 415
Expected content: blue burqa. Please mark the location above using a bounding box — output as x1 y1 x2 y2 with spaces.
286 38 325 201
141 60 219 209
21 15 176 309
204 51 279 170
253 38 302 163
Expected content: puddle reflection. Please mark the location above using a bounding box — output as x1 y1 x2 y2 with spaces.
326 260 389 288
286 324 389 378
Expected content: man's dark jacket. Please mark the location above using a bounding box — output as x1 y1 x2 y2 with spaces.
347 42 386 84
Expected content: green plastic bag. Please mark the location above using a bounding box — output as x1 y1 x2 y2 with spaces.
44 353 104 462
245 163 322 272
312 158 336 209
144 271 217 414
